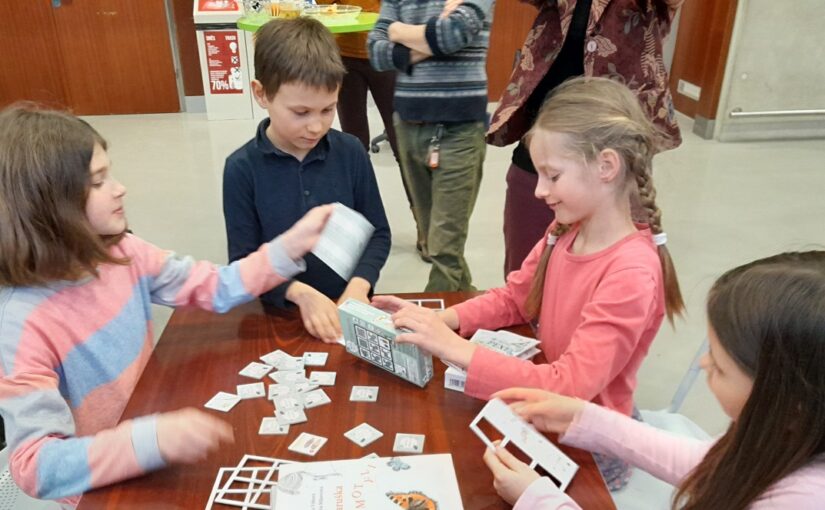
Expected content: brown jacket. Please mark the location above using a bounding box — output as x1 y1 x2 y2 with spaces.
487 0 684 151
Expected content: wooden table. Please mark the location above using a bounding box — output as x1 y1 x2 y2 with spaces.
78 292 615 509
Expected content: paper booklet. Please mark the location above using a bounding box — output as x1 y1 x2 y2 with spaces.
272 454 464 510
311 202 375 280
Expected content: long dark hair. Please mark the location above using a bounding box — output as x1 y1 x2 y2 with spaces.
674 251 825 509
0 104 126 286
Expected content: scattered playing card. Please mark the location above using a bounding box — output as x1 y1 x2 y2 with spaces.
302 389 331 409
236 382 265 399
393 433 425 454
288 432 328 456
276 407 308 425
288 381 319 393
275 356 305 371
259 417 289 435
344 423 383 447
274 394 304 411
303 352 329 367
361 452 380 460
204 392 241 412
268 384 292 400
239 361 273 379
349 385 379 402
309 371 336 386
270 370 307 385
260 349 290 367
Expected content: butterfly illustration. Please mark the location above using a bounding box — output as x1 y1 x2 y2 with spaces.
387 457 411 472
386 491 438 510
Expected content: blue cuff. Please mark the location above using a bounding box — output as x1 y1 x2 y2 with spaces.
268 238 307 279
392 44 412 74
425 17 444 57
131 415 166 472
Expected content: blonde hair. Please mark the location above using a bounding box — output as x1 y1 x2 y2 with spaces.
523 77 684 322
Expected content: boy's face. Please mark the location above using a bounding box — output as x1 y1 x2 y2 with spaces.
253 80 339 161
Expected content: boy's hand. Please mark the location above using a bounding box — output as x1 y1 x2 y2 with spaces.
482 441 541 505
289 283 343 343
372 296 476 368
280 204 334 260
156 408 234 464
492 388 585 435
338 277 371 306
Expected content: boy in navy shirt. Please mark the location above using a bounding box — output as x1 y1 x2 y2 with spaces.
223 17 391 343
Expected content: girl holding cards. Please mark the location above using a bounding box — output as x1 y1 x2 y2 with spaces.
375 77 683 488
484 252 825 508
0 105 331 506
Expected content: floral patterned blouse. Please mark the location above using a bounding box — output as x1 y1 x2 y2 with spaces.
487 0 684 151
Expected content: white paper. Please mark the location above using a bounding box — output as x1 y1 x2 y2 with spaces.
311 202 375 280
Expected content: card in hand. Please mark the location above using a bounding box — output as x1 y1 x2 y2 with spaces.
259 417 289 435
204 392 241 412
303 352 329 367
239 361 273 379
236 382 265 399
349 385 379 402
288 432 328 456
308 371 336 386
344 423 383 447
302 389 331 409
393 433 425 454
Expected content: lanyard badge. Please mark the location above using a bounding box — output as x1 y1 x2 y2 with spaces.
427 124 444 170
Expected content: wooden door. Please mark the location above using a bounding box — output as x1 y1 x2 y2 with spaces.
0 2 69 109
486 1 538 102
51 0 181 114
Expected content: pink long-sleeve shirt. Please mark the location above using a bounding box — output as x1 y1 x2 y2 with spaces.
0 234 303 506
514 403 825 509
455 226 664 415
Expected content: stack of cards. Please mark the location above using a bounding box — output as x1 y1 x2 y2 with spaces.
445 329 542 392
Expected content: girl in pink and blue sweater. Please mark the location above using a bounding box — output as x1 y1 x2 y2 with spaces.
0 106 331 506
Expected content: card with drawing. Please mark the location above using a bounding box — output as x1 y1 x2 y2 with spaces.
393 433 425 454
239 361 273 379
303 352 329 367
344 423 383 447
236 382 265 399
288 432 328 456
259 417 289 435
302 389 331 409
204 392 242 412
349 385 379 402
309 371 336 386
276 407 308 425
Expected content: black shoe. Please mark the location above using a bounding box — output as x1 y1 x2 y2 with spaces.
416 242 432 263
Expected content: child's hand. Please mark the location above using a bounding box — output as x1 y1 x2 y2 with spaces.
289 283 343 343
440 0 463 18
482 441 541 505
493 388 585 435
337 277 371 306
156 408 234 464
373 296 476 368
279 204 334 260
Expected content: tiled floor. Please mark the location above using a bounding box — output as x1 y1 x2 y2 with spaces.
84 105 825 436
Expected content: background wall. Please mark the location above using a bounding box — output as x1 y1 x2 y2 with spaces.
715 0 825 141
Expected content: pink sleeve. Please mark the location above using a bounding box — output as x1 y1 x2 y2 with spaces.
453 237 546 336
562 403 711 485
464 267 659 401
513 477 582 510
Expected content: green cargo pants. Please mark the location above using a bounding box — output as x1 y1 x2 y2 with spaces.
394 116 485 291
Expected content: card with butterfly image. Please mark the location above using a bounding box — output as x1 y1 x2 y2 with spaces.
344 422 383 447
273 454 464 510
288 432 328 456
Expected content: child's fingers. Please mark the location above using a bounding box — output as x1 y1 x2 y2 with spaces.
391 313 427 333
494 446 530 471
482 446 508 475
493 387 546 403
371 295 411 312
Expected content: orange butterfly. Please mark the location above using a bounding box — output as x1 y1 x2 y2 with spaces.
386 491 438 510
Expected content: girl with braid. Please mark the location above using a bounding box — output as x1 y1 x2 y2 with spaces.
374 77 683 488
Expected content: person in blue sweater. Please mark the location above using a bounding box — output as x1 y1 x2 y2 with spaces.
223 18 391 343
368 0 494 291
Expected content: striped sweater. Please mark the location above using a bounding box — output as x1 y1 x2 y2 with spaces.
368 0 495 123
0 234 304 506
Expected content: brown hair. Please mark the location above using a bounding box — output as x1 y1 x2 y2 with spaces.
254 17 345 99
523 77 684 322
0 104 126 286
674 251 825 509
